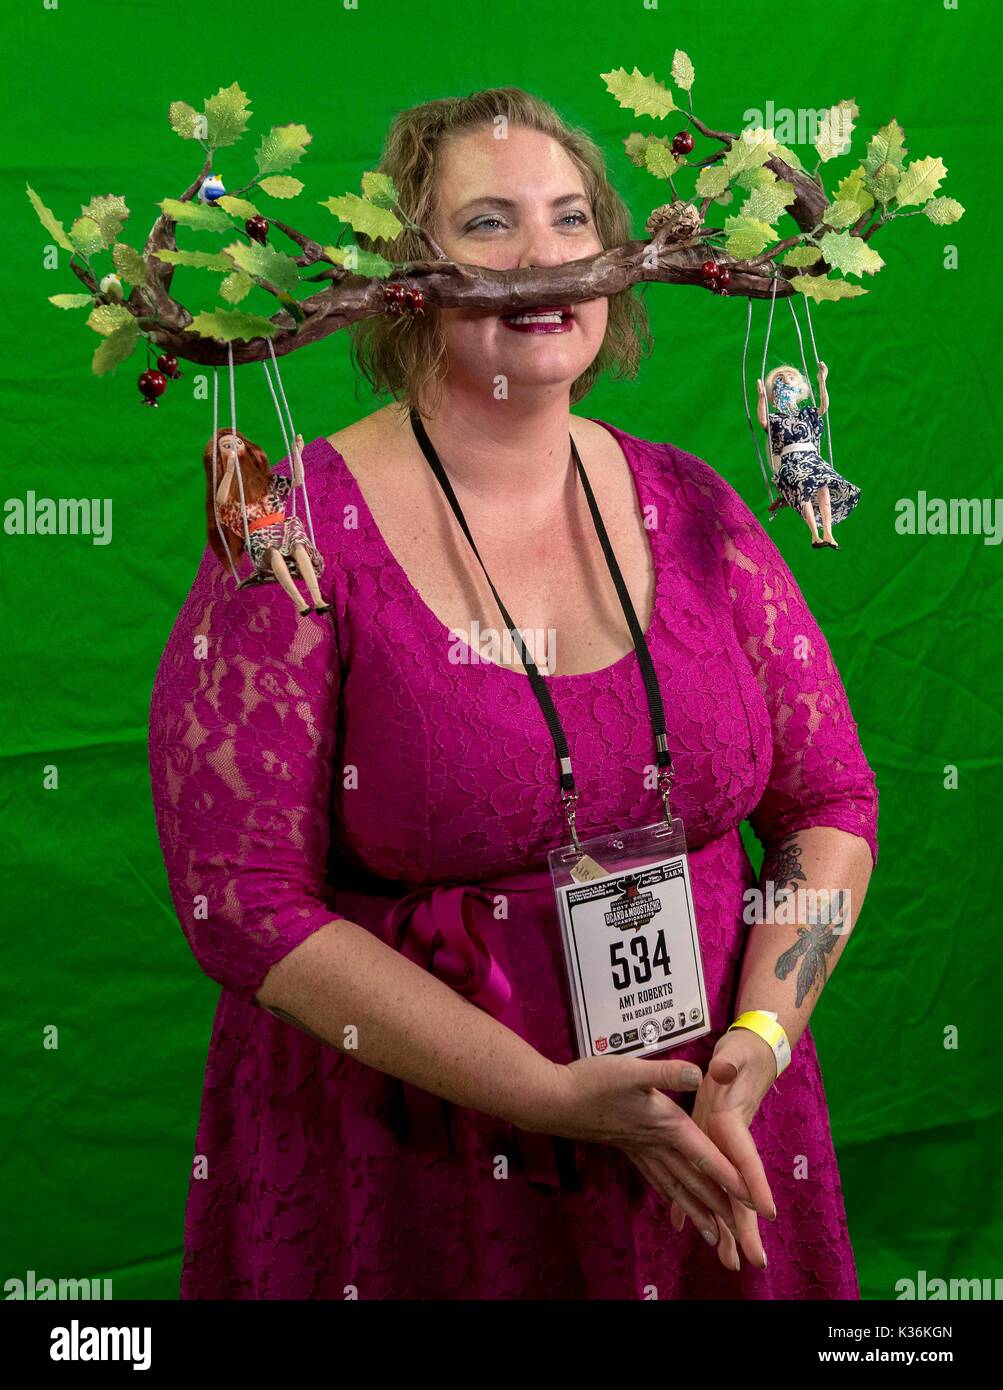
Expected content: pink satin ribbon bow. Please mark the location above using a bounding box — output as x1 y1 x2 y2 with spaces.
379 868 575 1191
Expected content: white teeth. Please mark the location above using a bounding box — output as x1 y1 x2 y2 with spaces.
504 312 565 325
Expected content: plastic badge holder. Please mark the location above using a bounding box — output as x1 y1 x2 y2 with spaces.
549 815 712 1061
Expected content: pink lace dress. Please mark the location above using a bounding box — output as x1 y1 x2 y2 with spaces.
148 420 879 1300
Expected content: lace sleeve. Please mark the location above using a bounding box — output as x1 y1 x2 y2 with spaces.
148 552 344 1001
692 454 879 869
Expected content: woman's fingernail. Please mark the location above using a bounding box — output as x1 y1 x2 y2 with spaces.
702 1228 718 1246
731 1252 741 1271
741 1197 757 1210
683 1067 701 1085
759 1253 768 1271
769 1206 778 1221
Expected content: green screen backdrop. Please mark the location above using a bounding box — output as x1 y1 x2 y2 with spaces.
2 0 999 1300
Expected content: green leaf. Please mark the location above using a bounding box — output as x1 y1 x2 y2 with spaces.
790 274 868 303
671 49 695 92
643 142 677 179
87 302 134 336
168 100 203 140
92 321 139 374
741 177 796 226
321 192 403 242
186 308 278 342
835 165 874 218
735 164 776 193
69 216 105 256
257 175 304 199
868 161 900 205
600 66 675 119
924 196 965 226
894 155 947 209
695 164 730 198
26 184 74 251
814 99 859 163
159 197 232 231
324 244 394 277
153 248 235 271
361 172 399 208
818 229 885 276
214 195 260 221
820 199 861 230
722 127 777 179
255 123 312 175
80 193 129 246
723 215 777 259
624 133 672 169
782 246 823 268
864 118 908 175
48 292 94 309
771 143 804 172
112 242 147 286
219 270 255 303
204 82 252 148
222 240 301 292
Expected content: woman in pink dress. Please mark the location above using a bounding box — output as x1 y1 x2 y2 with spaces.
147 88 878 1299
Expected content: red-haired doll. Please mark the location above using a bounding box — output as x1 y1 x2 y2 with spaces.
204 428 330 618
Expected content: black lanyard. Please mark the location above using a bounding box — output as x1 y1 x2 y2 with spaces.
408 407 675 845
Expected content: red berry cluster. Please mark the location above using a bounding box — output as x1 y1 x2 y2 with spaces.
701 260 732 296
671 129 694 158
383 283 426 317
137 354 182 407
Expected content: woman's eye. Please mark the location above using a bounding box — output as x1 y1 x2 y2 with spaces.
466 210 591 232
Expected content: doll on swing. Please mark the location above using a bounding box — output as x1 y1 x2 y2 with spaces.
756 362 861 549
204 427 331 617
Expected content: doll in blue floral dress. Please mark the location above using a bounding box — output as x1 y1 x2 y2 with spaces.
756 364 861 549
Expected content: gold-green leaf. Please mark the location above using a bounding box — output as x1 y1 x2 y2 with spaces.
600 66 675 119
818 229 885 277
204 82 252 148
771 143 804 172
86 302 134 336
868 161 900 205
643 142 677 179
26 184 74 251
112 242 147 286
361 172 399 208
820 199 861 230
320 193 402 242
92 321 139 374
81 194 129 246
324 244 394 277
159 197 232 231
255 123 312 176
735 164 776 193
186 308 278 343
222 241 301 292
152 249 235 271
49 293 94 309
257 175 304 199
815 99 859 163
782 246 823 268
741 177 796 226
835 165 874 218
894 155 947 209
214 195 260 221
791 274 868 303
219 270 254 304
69 216 105 256
168 100 203 140
671 49 695 92
695 164 730 198
864 118 908 175
723 215 777 259
722 127 777 179
924 196 965 226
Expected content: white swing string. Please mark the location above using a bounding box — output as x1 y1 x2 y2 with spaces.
802 294 835 469
263 337 318 549
225 342 257 583
210 365 241 586
742 279 779 508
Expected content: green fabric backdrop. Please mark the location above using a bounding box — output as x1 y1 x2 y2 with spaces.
2 0 999 1301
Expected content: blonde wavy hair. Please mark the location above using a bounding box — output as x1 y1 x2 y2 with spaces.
346 86 652 415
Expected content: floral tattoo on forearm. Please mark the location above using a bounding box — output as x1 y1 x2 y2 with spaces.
762 834 849 1009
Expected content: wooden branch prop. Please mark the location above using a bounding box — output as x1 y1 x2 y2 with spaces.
28 63 964 391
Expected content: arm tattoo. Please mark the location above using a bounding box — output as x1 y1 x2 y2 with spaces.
762 835 849 1008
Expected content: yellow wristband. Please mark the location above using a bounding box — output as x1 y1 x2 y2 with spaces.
727 1010 791 1077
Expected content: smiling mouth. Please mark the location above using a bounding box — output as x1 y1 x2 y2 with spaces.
499 304 575 331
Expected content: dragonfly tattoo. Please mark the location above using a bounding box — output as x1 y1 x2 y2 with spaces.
763 835 850 1008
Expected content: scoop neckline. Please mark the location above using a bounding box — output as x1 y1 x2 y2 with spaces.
315 417 665 686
